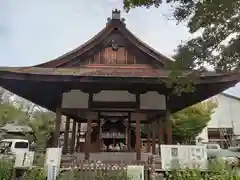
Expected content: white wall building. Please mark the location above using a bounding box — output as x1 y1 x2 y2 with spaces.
197 93 240 143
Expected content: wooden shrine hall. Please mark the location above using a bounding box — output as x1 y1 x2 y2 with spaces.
0 9 239 161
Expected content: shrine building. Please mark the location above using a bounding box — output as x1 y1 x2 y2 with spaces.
0 10 239 161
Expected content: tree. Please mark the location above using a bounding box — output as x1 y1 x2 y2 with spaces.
0 98 29 126
172 0 240 72
123 0 240 71
29 110 55 150
141 100 217 143
171 100 217 144
0 88 55 150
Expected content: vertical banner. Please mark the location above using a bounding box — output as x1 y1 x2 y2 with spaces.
45 148 62 178
47 164 57 180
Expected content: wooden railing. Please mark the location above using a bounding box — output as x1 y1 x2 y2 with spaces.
60 156 154 180
61 155 151 167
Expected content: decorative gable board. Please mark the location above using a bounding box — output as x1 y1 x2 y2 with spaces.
61 32 164 68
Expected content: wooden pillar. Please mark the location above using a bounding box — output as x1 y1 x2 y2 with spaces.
100 118 104 152
127 113 132 151
98 123 102 151
70 119 77 154
97 113 101 152
135 115 141 160
147 123 151 152
125 119 128 146
63 116 70 154
158 120 163 155
53 108 61 147
12 168 16 180
166 109 172 145
85 118 92 160
76 122 81 152
152 121 156 154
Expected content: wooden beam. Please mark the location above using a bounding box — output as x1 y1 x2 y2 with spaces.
63 116 70 154
53 108 61 147
91 101 138 109
71 119 151 124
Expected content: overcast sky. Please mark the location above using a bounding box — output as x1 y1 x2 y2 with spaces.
0 0 239 96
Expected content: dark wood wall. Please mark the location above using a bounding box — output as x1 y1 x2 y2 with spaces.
88 47 137 65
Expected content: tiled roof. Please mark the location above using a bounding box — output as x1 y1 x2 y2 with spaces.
0 66 228 78
0 123 33 133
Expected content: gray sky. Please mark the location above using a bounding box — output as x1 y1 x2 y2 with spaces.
0 0 239 96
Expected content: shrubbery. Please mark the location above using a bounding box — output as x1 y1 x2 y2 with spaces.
23 168 46 180
59 169 130 180
0 159 12 180
0 160 46 180
154 160 240 180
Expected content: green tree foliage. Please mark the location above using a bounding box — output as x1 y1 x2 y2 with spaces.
141 100 217 143
124 0 240 71
172 0 240 72
172 100 218 144
0 160 12 180
0 88 55 150
29 110 55 150
123 0 163 11
0 98 28 126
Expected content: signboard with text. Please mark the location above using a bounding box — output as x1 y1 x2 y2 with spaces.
14 151 34 168
47 164 57 180
127 165 144 180
161 145 207 170
101 132 125 139
45 148 62 176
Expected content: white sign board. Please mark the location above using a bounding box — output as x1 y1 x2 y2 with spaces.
47 164 57 180
45 148 62 176
127 165 144 180
14 151 34 168
45 148 62 166
161 145 207 170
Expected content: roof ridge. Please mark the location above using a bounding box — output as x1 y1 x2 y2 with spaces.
33 13 175 68
119 26 175 63
221 92 240 101
35 24 113 68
